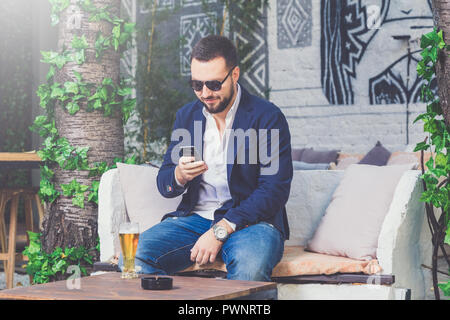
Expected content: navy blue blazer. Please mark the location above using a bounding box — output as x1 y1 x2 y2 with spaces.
156 85 293 240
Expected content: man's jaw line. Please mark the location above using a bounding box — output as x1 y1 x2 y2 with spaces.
202 83 238 118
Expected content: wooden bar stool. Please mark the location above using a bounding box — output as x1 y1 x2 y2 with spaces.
0 187 44 289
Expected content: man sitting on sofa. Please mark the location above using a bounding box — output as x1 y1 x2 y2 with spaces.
134 35 293 281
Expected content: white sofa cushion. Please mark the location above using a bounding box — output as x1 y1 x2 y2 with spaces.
285 170 344 247
307 164 415 260
116 163 181 233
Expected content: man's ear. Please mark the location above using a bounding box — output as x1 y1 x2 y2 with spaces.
232 66 240 83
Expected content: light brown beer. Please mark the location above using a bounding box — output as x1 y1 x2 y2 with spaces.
119 232 139 278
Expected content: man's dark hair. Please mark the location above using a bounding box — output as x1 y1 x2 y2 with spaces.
190 35 238 69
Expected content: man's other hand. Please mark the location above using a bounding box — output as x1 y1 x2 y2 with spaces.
190 228 222 265
190 220 234 265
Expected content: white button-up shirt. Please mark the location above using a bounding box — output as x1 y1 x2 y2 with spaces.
176 84 241 230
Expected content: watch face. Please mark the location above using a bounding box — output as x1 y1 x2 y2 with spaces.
216 228 227 239
214 225 228 240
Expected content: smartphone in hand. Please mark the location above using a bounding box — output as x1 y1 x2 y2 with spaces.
180 146 202 162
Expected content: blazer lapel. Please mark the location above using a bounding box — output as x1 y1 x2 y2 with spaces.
190 104 206 191
192 103 206 157
226 85 252 184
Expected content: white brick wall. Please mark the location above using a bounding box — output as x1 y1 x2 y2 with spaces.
267 0 432 154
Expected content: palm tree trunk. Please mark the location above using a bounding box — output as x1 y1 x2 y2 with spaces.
431 0 450 127
41 0 124 255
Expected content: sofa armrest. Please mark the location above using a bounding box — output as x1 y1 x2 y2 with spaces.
377 170 431 299
98 168 126 262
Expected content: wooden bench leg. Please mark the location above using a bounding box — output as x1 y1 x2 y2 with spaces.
34 193 44 231
25 194 34 234
6 194 19 289
0 193 8 272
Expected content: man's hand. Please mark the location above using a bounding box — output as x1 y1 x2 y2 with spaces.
190 220 234 265
175 156 208 186
190 229 222 265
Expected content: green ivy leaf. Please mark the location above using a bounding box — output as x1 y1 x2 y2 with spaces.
49 0 70 26
66 102 80 115
26 240 41 256
117 87 132 96
33 115 48 127
73 71 83 82
93 99 102 110
40 51 59 64
122 98 136 123
47 65 56 81
112 38 119 51
55 54 70 69
413 141 430 152
78 0 96 12
72 50 86 65
36 84 51 108
90 11 113 24
40 165 55 180
88 181 100 204
102 78 114 86
50 86 65 100
52 259 67 273
99 87 108 101
112 25 121 39
61 183 74 197
50 14 60 26
445 224 450 246
104 103 112 116
79 184 90 193
420 32 434 49
64 82 79 95
435 153 447 168
71 35 89 50
123 22 135 34
80 265 87 276
72 193 85 208
125 155 137 164
438 281 450 297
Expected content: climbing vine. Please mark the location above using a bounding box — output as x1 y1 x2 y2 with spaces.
23 231 98 284
23 0 138 283
415 28 450 299
31 0 137 209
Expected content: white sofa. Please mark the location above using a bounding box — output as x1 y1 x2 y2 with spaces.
98 168 433 300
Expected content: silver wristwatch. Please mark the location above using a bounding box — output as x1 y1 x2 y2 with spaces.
213 224 229 242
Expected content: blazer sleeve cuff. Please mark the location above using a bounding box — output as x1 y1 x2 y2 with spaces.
173 169 186 188
223 209 248 231
171 169 186 193
161 167 186 196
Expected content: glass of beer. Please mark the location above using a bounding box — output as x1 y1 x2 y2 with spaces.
119 222 140 279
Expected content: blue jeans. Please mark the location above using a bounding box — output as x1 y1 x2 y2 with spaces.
128 214 284 281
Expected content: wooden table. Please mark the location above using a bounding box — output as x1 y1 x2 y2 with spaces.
0 272 278 300
0 152 42 169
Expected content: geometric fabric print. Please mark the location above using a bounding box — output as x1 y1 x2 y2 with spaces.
157 0 175 9
180 13 217 76
182 0 217 7
277 0 312 49
139 0 175 13
230 3 269 97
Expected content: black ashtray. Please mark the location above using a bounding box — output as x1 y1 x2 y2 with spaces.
141 277 173 290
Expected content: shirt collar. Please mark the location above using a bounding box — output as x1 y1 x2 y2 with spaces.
202 83 241 119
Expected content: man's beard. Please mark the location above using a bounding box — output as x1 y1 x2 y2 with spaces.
202 84 235 114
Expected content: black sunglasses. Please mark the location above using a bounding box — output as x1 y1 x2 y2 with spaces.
189 66 236 92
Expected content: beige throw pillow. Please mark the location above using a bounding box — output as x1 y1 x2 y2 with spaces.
116 163 182 233
307 163 415 260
